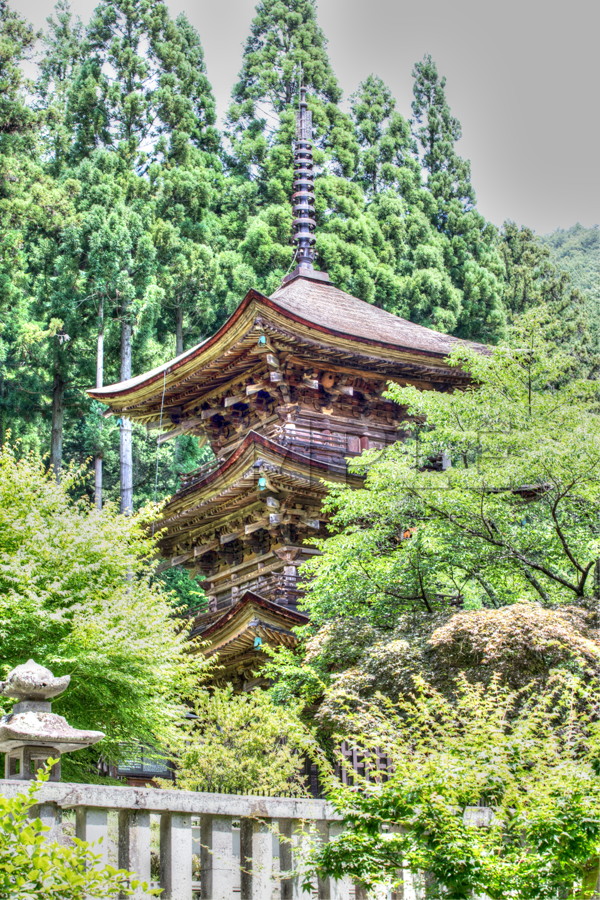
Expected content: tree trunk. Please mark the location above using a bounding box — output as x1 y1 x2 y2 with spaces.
94 298 104 510
120 313 133 514
175 304 184 357
50 369 65 482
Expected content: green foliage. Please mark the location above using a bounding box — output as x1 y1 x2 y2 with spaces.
267 603 600 746
429 602 600 686
173 684 313 796
542 223 600 306
311 675 600 899
0 768 157 898
157 564 207 615
300 312 600 626
0 444 205 777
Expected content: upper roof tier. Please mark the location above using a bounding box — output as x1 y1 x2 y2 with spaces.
269 274 480 357
88 271 484 427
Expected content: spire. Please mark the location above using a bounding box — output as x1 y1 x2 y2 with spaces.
292 87 316 266
284 87 330 285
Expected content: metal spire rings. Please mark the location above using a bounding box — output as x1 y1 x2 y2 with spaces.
292 87 317 267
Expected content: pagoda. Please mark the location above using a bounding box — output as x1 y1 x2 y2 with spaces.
89 90 481 687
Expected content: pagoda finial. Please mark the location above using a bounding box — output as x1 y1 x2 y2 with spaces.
292 86 317 268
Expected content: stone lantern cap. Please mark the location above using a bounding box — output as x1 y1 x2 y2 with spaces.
0 659 70 700
0 659 104 755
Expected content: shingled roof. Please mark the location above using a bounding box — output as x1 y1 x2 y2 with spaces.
88 272 482 417
270 274 479 357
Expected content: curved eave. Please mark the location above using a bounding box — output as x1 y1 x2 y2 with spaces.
160 432 358 535
197 591 308 643
87 282 480 415
88 289 263 404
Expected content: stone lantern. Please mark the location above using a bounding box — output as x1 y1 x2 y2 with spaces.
0 660 104 781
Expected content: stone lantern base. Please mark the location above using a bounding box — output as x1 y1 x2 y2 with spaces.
5 745 62 781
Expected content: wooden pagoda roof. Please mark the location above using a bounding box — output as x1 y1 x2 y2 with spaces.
192 591 308 649
87 272 483 427
157 431 359 562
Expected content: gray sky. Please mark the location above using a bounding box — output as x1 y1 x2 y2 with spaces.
13 0 600 234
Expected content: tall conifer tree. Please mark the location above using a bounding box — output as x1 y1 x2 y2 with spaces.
35 0 219 507
345 75 459 330
0 1 77 467
0 0 39 445
352 75 419 199
0 0 37 312
30 1 95 481
151 12 222 356
223 0 360 297
411 55 505 341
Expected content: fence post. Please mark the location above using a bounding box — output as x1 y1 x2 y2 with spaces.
323 822 354 900
159 812 193 899
118 809 151 899
279 818 294 900
75 807 110 866
201 814 237 900
32 801 62 843
582 858 600 900
240 816 275 899
315 821 331 899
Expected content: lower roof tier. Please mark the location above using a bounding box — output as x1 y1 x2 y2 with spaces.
192 591 309 688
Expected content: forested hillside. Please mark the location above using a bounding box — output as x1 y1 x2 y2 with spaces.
0 0 594 522
542 224 599 306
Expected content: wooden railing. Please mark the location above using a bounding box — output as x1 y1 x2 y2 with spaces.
0 779 367 900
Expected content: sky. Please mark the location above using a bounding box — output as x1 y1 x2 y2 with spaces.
12 0 600 235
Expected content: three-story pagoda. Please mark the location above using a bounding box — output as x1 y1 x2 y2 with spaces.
90 90 481 687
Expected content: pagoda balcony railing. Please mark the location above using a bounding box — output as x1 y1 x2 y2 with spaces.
282 431 347 449
220 573 301 610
